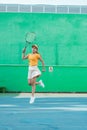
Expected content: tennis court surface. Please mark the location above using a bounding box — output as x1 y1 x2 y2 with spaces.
0 93 87 130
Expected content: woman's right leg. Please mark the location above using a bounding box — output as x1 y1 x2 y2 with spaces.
28 77 40 86
28 78 44 88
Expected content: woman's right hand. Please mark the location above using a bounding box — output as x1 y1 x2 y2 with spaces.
22 47 26 53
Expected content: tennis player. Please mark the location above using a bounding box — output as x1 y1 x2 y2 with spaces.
22 44 45 104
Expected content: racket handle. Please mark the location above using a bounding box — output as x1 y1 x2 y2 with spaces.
22 47 26 53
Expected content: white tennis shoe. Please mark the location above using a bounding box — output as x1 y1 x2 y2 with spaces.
39 80 45 88
30 96 35 104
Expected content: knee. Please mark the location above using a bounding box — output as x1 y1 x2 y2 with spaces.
28 79 35 86
28 81 32 86
28 81 35 86
28 79 32 86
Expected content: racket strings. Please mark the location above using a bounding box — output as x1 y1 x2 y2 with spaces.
26 32 36 43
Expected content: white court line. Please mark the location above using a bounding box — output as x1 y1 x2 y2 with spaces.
73 105 87 107
0 107 87 111
31 107 87 111
0 106 87 111
0 105 17 107
14 93 87 98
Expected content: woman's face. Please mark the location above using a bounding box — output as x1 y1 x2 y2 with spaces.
32 47 37 53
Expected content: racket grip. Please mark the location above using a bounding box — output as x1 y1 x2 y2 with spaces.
22 47 26 53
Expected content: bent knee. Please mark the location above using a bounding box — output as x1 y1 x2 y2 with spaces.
28 81 32 86
28 83 32 86
28 79 32 86
28 79 35 86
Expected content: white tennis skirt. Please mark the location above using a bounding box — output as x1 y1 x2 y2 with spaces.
28 66 41 79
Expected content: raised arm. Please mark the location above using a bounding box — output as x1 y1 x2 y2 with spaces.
22 48 28 60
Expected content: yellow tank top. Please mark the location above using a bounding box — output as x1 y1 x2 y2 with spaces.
28 53 40 66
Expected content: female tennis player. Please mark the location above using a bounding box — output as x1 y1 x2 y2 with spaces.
22 44 45 104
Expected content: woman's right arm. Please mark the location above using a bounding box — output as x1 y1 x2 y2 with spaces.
22 48 28 60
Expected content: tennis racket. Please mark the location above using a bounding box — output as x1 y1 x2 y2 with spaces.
25 32 36 48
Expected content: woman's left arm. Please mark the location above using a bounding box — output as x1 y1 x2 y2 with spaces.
39 56 45 72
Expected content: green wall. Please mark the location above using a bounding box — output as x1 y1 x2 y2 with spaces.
0 13 87 92
0 66 87 92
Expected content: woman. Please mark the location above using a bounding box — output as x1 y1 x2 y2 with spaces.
22 44 45 104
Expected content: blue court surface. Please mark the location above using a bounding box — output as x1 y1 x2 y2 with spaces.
0 93 87 130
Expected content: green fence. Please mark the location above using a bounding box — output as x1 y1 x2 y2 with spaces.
0 13 87 92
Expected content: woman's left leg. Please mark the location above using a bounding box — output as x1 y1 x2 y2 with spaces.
29 77 36 104
31 77 36 97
